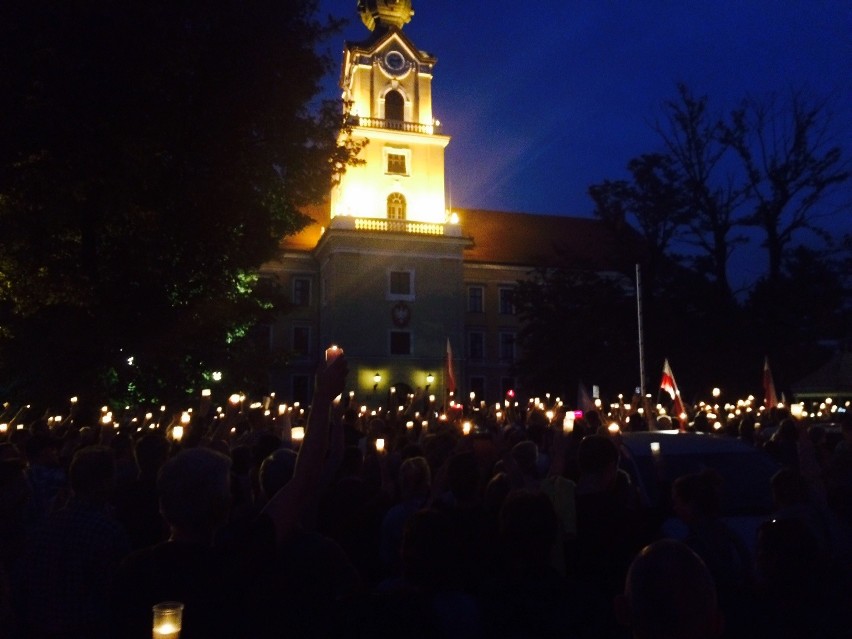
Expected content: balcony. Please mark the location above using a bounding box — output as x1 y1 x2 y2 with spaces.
329 216 462 237
347 115 443 135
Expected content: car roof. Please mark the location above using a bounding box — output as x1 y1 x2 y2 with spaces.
619 430 763 456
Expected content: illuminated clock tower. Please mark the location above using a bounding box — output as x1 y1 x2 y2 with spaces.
331 0 449 225
317 0 466 400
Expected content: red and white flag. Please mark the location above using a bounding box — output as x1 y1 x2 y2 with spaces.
445 338 457 394
660 359 687 424
763 357 778 408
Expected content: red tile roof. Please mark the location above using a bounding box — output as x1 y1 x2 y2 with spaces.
279 203 642 272
458 208 642 272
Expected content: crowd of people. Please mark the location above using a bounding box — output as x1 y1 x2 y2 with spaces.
0 354 850 638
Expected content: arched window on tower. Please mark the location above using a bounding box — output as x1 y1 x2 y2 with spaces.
385 90 404 123
387 193 406 220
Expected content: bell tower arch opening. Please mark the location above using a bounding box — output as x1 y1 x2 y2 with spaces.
384 90 404 123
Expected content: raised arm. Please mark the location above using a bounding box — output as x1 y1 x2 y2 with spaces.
262 351 348 544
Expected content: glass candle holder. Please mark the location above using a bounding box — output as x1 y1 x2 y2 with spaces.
152 601 183 639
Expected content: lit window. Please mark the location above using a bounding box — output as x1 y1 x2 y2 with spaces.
387 153 407 174
468 286 484 313
390 331 411 355
388 192 406 220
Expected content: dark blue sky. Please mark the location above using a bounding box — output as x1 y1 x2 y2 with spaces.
318 1 851 288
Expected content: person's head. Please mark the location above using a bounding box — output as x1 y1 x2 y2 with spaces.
511 440 539 478
770 467 808 509
25 433 60 467
672 469 722 523
259 448 298 499
134 432 170 478
577 434 619 487
69 446 115 504
398 456 430 501
157 447 232 541
617 540 723 639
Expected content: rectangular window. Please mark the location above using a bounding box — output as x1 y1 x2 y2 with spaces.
468 286 484 313
388 270 413 299
468 331 485 360
387 153 407 175
390 331 411 355
293 277 311 306
499 332 515 362
292 325 311 357
498 287 515 315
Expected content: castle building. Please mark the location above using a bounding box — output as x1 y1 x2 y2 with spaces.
261 0 631 405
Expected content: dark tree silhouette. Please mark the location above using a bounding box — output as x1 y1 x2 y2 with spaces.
0 0 359 405
724 91 850 286
655 84 750 303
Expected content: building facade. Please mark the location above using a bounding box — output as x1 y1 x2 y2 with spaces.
260 0 633 405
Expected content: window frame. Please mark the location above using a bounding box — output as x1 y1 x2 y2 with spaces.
499 331 515 362
498 286 515 315
291 324 312 358
387 269 414 301
467 285 484 313
468 330 485 361
292 276 312 307
383 146 411 177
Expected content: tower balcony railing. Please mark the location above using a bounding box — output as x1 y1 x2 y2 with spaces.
330 215 462 237
347 115 443 135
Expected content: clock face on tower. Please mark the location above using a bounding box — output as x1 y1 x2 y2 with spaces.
383 50 407 76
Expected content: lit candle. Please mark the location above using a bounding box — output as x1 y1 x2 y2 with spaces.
172 425 184 442
152 601 183 639
650 441 661 455
291 426 305 443
562 413 574 433
462 421 472 435
375 438 385 453
325 344 342 361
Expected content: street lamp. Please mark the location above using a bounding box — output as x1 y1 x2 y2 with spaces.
373 373 381 393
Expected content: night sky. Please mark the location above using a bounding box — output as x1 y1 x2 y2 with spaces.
318 1 851 288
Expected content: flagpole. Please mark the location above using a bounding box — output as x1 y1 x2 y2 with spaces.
636 264 646 397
